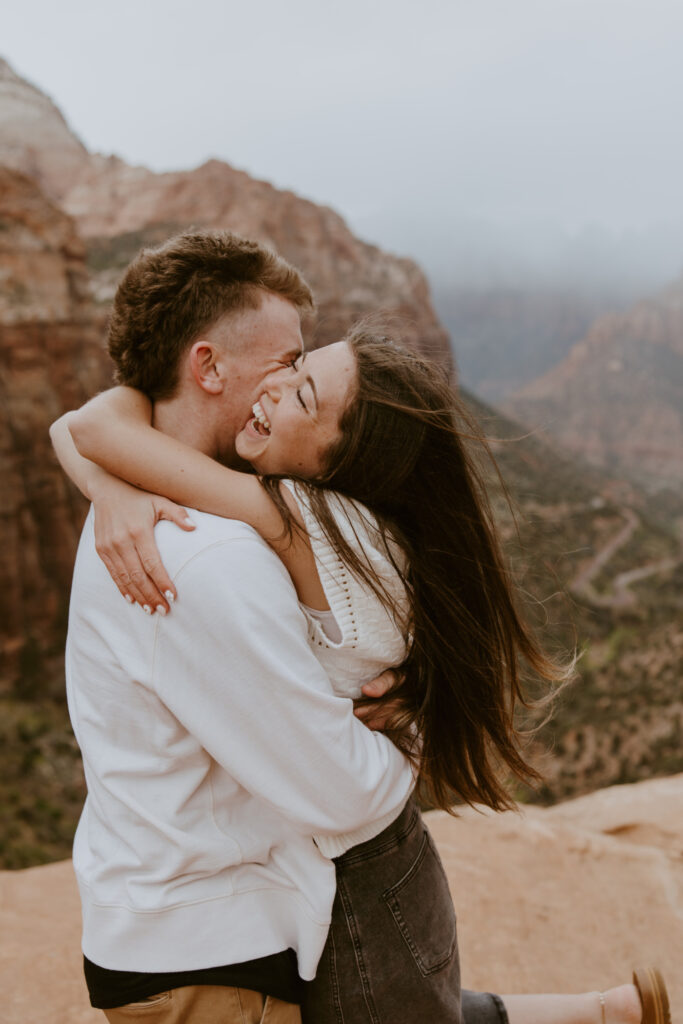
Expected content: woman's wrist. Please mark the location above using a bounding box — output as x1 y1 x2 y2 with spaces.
87 464 130 505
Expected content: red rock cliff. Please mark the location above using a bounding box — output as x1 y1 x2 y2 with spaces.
0 167 111 690
0 58 90 201
0 58 451 367
64 156 452 363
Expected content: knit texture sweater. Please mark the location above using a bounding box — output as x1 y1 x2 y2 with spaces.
284 482 412 857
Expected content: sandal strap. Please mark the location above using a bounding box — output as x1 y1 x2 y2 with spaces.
633 968 671 1024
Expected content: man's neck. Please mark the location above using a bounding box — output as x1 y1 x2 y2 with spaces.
153 395 228 460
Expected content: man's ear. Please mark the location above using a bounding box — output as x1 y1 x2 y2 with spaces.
188 340 226 395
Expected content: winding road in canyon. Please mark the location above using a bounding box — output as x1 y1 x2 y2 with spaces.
570 506 680 608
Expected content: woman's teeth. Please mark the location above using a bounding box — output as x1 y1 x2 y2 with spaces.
252 401 271 434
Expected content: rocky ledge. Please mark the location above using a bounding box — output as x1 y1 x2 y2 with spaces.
1 775 680 1023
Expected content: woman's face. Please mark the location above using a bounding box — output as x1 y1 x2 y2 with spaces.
235 340 357 477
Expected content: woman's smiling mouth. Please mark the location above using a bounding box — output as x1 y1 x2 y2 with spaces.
251 400 271 435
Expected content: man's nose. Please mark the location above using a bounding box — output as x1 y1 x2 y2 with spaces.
262 367 289 398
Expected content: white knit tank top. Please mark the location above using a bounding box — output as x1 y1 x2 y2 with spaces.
282 481 414 857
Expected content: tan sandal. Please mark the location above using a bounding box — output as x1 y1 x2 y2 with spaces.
633 968 671 1024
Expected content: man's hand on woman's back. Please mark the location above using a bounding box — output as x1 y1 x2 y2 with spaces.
354 671 402 730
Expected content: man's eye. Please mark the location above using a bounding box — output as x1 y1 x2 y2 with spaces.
288 355 301 371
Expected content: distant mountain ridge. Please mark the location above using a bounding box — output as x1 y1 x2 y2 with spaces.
505 276 683 494
434 285 626 401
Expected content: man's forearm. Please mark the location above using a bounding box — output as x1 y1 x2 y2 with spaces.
152 528 414 837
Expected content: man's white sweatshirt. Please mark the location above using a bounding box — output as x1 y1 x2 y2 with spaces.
66 510 413 979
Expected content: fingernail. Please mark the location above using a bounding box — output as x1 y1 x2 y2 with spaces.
156 605 167 616
184 516 195 527
143 605 152 615
164 590 175 604
124 594 134 604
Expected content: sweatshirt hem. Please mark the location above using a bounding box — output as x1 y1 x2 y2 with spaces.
313 806 404 858
79 881 330 981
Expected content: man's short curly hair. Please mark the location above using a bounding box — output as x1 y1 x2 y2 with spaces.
107 230 314 400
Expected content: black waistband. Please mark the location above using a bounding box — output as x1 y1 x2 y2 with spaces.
83 949 303 1009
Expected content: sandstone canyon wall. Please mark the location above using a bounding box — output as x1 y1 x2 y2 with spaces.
64 155 452 362
0 58 91 201
0 56 451 365
0 166 111 692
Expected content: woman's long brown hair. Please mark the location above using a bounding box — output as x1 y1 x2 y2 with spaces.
263 326 569 813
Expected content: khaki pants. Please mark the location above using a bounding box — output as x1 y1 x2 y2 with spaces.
102 985 302 1024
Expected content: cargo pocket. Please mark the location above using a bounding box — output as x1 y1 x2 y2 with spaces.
382 829 458 977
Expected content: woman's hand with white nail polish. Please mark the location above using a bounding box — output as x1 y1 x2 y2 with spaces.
91 479 195 613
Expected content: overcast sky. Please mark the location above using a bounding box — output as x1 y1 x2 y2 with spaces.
4 0 683 285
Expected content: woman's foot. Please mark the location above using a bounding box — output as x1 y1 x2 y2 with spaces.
501 984 643 1024
602 985 642 1024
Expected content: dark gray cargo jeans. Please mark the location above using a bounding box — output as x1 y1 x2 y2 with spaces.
301 798 509 1024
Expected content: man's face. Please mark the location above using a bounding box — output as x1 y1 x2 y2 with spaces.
205 292 305 463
